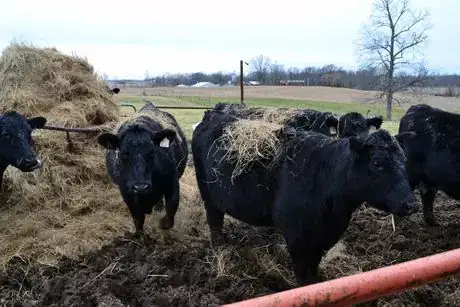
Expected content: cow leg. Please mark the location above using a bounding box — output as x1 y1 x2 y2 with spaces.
287 239 323 285
204 201 225 244
128 208 145 234
154 198 165 212
421 186 438 226
134 214 145 234
159 180 179 230
0 164 6 190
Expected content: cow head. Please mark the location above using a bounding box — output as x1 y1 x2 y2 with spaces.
98 126 176 195
0 111 47 171
339 112 383 138
347 129 418 217
286 112 339 137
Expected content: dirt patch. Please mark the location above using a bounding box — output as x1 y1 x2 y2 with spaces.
1 188 459 306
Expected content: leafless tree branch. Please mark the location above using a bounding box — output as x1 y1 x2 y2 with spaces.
355 0 431 120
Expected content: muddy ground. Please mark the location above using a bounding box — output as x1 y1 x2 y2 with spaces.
1 193 459 306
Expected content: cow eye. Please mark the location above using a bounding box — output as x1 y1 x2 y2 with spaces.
1 133 12 139
372 160 384 171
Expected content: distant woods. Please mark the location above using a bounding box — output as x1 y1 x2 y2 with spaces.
140 63 458 93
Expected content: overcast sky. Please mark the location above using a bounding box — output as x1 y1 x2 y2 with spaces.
0 0 458 79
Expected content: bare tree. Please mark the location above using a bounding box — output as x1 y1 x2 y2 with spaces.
250 55 272 84
357 0 431 120
269 62 285 85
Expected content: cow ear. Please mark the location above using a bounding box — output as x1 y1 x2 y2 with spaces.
366 116 383 131
192 121 201 131
394 131 417 144
275 126 296 140
27 116 47 129
112 88 120 94
349 136 364 153
326 116 339 135
98 133 119 149
153 129 176 148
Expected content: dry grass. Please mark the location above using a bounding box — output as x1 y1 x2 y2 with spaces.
0 42 128 266
242 107 299 124
215 119 284 180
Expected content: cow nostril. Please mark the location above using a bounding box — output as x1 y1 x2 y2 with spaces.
24 157 37 165
132 183 151 192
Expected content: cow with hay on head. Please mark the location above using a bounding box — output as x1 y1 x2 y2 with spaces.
0 111 47 189
97 101 188 234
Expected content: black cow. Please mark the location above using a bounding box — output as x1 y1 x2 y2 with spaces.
0 111 47 189
192 110 418 285
213 102 247 115
397 104 460 226
97 102 188 233
338 112 383 137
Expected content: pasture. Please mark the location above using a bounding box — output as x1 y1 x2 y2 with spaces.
2 78 460 306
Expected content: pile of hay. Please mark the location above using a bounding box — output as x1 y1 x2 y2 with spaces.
216 119 284 180
243 107 300 125
0 43 130 266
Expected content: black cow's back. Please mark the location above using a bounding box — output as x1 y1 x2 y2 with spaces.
192 111 279 226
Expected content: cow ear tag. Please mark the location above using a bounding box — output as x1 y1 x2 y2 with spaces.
160 138 170 148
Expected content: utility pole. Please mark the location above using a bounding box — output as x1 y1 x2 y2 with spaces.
240 60 248 105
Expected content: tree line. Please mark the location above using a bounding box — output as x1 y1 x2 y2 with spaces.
142 63 460 91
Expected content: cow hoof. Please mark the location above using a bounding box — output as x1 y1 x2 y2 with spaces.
210 232 226 246
424 217 439 227
134 230 145 239
159 217 174 230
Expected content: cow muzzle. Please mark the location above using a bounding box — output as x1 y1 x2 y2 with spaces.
18 157 43 172
131 182 152 194
391 198 419 217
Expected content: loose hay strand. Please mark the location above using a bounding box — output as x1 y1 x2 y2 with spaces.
216 119 283 180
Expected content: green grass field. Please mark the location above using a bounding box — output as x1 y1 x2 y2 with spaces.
115 95 404 140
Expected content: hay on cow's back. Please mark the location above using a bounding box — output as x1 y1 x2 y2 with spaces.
0 42 129 266
216 119 284 180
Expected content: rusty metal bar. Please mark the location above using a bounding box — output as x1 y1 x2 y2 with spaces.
40 125 106 133
223 248 460 307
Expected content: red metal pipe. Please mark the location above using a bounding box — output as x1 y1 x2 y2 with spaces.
223 248 460 307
